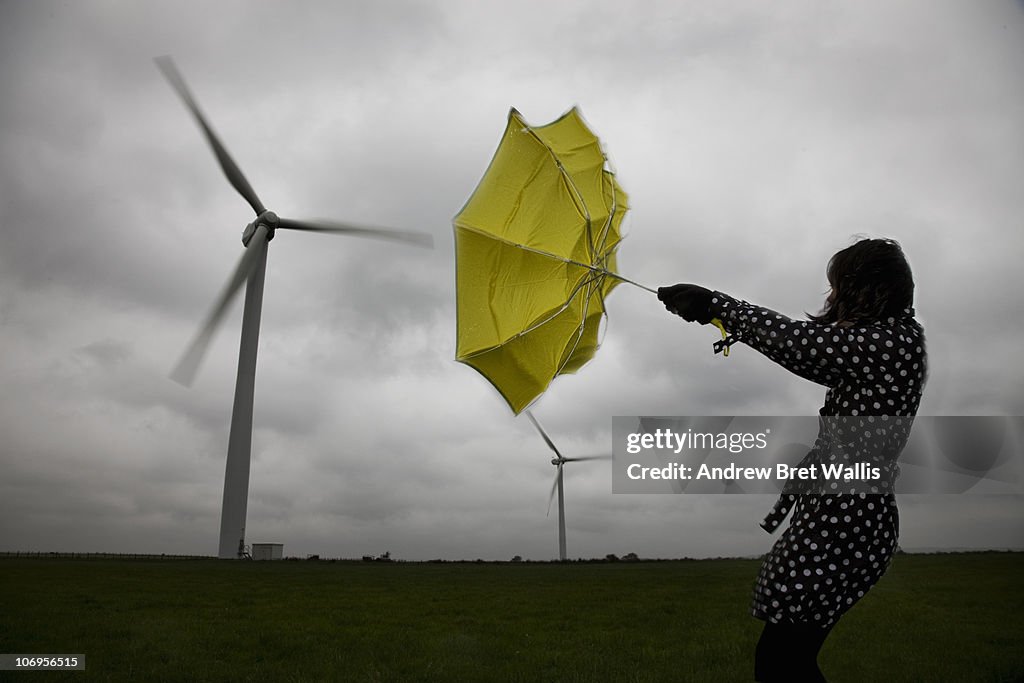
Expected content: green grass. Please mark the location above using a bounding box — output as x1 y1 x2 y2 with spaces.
1 553 1021 682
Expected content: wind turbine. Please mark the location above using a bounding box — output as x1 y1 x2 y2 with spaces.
155 56 433 559
526 411 611 561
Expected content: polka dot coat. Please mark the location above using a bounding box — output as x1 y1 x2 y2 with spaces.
709 291 927 628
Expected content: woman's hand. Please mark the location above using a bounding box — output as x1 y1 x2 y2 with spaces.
657 284 714 324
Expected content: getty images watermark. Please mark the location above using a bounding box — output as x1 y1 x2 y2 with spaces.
611 416 1024 495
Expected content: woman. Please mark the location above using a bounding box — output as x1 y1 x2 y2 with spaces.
658 238 926 682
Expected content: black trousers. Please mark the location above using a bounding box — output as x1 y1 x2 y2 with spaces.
754 620 833 682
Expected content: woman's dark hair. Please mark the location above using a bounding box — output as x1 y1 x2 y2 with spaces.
809 238 914 325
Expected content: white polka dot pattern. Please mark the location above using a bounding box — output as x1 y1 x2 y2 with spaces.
709 291 927 627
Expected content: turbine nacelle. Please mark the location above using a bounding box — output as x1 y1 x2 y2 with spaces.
243 210 278 246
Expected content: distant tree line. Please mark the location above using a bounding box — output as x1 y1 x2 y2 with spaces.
0 551 215 560
3 549 1013 563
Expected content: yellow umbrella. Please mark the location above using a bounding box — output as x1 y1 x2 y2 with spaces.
453 107 649 414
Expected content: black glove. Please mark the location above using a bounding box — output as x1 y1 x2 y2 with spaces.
657 284 714 325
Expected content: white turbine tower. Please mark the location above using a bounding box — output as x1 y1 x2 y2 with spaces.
156 57 433 559
526 412 611 561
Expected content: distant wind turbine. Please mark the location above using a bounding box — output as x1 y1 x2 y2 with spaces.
526 411 611 561
156 56 433 559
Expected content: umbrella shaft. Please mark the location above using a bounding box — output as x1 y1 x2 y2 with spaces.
599 269 656 294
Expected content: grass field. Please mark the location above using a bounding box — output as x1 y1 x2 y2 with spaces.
1 552 1021 682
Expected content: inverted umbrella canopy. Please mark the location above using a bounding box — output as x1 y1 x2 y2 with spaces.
454 107 631 414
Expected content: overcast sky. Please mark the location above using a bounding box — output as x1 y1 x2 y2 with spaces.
1 0 1022 561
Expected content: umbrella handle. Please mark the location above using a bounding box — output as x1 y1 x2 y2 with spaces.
598 270 739 355
602 274 741 356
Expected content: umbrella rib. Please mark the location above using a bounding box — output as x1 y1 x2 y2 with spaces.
550 273 597 377
593 273 612 349
517 109 620 268
589 172 614 260
521 110 628 289
457 268 603 360
594 170 619 258
454 224 653 293
516 114 593 235
454 223 627 282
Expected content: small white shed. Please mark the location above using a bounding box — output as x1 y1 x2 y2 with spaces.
251 543 284 561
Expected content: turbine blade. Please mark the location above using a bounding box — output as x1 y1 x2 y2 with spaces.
546 464 562 517
155 55 266 216
277 217 433 248
171 227 267 386
526 410 563 459
563 454 613 462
